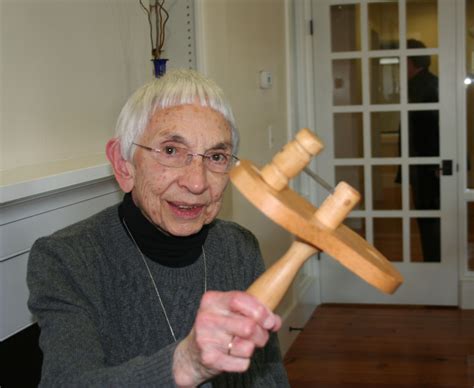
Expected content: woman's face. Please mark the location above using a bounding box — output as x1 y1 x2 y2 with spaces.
129 103 232 236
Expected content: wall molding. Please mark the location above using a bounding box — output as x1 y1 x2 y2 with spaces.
460 277 474 309
278 274 318 355
0 168 122 340
0 163 114 205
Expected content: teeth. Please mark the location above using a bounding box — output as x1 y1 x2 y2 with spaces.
177 204 197 209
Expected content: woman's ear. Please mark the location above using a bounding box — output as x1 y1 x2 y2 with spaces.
106 138 135 193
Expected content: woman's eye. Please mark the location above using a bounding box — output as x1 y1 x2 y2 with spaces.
163 146 178 156
209 152 228 163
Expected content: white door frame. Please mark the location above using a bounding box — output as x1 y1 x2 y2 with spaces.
456 0 474 309
292 0 468 306
289 0 322 307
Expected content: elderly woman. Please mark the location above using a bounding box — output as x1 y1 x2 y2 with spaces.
27 69 289 387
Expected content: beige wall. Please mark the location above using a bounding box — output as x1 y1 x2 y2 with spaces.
0 1 193 186
199 0 293 312
1 0 293 260
1 0 293 309
0 1 152 185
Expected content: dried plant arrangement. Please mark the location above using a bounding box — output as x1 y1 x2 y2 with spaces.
139 0 170 60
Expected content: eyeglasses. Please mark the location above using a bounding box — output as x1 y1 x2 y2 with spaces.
132 142 239 173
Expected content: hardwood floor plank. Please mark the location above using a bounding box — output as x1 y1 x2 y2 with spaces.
284 304 474 387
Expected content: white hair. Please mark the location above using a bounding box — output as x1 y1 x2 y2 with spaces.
115 68 239 161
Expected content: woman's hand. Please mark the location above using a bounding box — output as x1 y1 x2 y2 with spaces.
172 290 281 387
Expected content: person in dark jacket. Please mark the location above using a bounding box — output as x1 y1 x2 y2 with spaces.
407 39 440 262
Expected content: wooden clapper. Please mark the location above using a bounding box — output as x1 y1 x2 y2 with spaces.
229 128 403 311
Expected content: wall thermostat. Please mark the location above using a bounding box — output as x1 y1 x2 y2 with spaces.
259 70 273 89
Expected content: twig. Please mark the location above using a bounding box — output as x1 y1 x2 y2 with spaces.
139 0 169 59
157 0 169 56
139 0 155 58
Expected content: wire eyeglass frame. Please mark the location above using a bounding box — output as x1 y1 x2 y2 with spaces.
132 142 239 173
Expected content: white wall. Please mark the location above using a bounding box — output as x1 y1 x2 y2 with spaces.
1 1 143 181
198 0 293 290
197 0 316 353
1 0 314 351
0 0 194 186
0 0 195 339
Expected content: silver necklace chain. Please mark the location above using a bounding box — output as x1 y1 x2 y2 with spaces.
122 219 207 343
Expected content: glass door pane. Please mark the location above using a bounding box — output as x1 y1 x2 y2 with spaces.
374 218 403 262
368 1 399 50
371 112 401 157
333 59 363 105
331 4 361 52
406 0 438 48
370 57 400 104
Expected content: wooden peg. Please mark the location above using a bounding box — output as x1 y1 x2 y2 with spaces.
313 181 360 230
260 128 324 191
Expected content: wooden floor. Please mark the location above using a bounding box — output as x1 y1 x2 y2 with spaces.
284 304 474 388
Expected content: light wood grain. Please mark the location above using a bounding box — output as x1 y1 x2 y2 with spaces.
246 240 317 310
260 128 323 191
230 128 403 310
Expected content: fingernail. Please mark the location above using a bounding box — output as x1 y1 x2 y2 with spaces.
263 316 274 329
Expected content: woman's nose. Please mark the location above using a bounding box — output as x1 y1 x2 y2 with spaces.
177 156 209 194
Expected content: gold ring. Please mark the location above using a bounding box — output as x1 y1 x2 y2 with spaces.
227 337 234 356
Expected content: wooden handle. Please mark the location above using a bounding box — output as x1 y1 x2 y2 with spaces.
247 182 360 310
247 240 317 310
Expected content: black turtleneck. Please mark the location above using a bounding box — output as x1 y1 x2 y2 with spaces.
118 193 209 268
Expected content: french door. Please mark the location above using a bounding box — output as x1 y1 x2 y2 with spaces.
311 0 459 305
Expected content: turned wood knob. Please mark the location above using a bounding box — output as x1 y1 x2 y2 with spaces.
313 181 360 230
260 128 324 191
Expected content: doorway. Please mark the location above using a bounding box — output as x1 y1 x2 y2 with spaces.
306 0 460 305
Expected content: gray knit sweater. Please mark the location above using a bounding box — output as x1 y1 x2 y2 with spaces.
27 204 289 387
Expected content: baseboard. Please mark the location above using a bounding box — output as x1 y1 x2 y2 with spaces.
277 275 319 356
460 277 474 309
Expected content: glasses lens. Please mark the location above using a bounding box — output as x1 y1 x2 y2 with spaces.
153 145 188 168
204 152 237 173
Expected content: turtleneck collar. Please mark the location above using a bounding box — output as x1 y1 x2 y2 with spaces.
118 192 209 268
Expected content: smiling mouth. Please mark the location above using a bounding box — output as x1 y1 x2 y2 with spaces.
169 202 205 218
